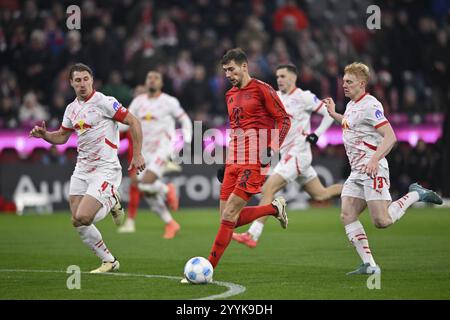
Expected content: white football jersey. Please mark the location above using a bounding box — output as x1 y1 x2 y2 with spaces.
128 92 187 154
61 91 128 175
342 93 390 172
278 88 323 153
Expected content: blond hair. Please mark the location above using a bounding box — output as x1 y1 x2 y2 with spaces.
344 62 370 84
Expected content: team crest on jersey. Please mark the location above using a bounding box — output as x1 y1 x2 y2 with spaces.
228 97 234 104
74 119 92 133
375 109 384 119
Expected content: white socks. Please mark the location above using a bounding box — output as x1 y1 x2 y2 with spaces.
138 180 168 195
76 225 115 262
345 220 376 267
93 206 108 224
144 194 173 224
388 191 420 223
248 220 265 241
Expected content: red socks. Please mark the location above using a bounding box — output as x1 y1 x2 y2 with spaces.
208 220 235 268
208 204 277 268
235 203 276 227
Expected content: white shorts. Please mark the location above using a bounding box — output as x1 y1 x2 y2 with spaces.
273 148 317 186
70 168 122 212
142 147 171 178
341 167 392 201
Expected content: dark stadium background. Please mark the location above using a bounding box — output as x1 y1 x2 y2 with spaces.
0 0 449 210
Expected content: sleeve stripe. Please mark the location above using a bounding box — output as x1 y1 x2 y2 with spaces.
113 108 129 122
374 120 389 129
61 125 75 131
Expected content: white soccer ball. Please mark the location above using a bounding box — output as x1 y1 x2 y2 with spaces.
183 256 213 284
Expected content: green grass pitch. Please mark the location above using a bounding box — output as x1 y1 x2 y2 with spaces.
0 207 449 300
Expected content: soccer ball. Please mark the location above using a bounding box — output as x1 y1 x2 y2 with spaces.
183 257 213 284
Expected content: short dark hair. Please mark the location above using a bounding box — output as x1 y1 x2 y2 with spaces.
69 63 93 80
276 64 297 75
221 48 248 65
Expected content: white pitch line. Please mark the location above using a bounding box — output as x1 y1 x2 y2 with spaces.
0 269 246 300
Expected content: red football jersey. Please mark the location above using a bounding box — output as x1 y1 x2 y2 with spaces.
225 79 291 164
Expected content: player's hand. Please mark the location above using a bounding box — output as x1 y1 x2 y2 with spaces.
305 133 319 145
217 164 226 183
29 121 47 139
129 153 146 174
362 157 378 178
323 97 336 115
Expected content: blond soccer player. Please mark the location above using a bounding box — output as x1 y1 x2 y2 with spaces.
324 62 442 275
30 63 145 273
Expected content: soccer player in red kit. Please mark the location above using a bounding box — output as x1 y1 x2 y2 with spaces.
207 48 291 273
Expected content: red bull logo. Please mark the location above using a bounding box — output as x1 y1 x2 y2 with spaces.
74 119 92 133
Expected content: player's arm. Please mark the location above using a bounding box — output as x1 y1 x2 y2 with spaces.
363 123 397 178
120 112 146 173
178 113 193 144
323 97 344 124
29 121 72 145
306 100 335 145
261 86 291 150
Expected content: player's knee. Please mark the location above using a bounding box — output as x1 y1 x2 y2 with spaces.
373 217 391 229
222 206 240 222
71 216 82 227
76 214 94 226
340 211 356 225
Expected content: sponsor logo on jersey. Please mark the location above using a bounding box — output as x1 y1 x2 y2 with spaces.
375 109 383 119
112 101 121 111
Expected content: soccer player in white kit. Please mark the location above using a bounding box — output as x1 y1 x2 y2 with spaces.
118 71 192 239
324 62 443 275
29 63 145 273
233 64 342 248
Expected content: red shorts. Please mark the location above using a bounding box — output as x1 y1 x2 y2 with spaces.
220 164 266 201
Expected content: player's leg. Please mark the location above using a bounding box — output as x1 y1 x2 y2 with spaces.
71 194 119 271
79 175 123 272
119 169 140 233
366 181 443 229
145 194 180 239
208 193 248 268
233 173 287 247
384 182 443 225
70 176 117 270
303 175 343 201
138 166 178 211
341 195 380 274
233 165 286 228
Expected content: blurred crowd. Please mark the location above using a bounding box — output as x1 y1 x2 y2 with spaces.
0 0 449 198
0 0 449 130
